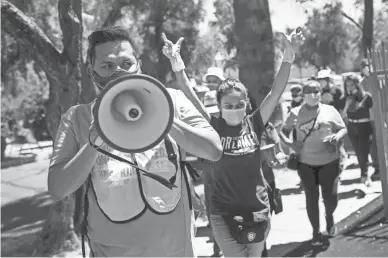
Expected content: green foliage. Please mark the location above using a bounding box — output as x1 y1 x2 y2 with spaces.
374 3 388 49
2 0 206 131
297 3 351 72
1 62 48 131
189 29 224 78
120 0 206 83
211 0 234 54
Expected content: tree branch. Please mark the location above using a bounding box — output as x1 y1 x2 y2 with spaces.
58 0 83 65
102 0 137 28
1 0 61 71
341 10 363 31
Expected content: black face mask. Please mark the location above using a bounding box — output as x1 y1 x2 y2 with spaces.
91 62 141 90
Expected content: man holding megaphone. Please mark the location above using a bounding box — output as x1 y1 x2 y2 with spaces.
47 26 222 257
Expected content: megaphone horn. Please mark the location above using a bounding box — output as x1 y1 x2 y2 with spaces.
93 74 174 153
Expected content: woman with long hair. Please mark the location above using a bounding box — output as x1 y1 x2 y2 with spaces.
342 74 374 187
162 29 304 257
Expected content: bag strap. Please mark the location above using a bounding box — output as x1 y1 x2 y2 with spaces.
81 174 92 258
88 135 178 190
301 108 320 143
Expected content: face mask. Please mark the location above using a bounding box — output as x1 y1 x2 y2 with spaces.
292 96 303 103
304 93 320 106
222 108 246 126
92 68 140 90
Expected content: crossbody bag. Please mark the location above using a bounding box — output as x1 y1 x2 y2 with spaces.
287 109 320 170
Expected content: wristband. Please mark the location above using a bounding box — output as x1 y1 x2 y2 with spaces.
283 48 295 64
170 53 185 72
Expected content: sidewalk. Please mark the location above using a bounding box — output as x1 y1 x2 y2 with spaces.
287 198 387 257
1 148 384 257
193 158 383 257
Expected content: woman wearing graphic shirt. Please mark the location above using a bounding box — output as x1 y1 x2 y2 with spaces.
342 74 373 186
280 80 347 247
164 29 304 256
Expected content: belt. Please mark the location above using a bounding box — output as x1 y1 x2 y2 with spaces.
348 118 371 123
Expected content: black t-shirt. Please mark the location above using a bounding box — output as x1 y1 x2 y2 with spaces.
321 86 345 111
209 110 269 215
346 92 373 120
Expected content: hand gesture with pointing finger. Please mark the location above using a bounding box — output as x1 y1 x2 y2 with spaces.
279 27 305 63
162 33 186 72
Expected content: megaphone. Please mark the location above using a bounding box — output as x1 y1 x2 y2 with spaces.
93 74 174 153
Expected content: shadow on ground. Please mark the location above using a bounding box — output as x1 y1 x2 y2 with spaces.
284 206 388 257
1 154 37 169
196 225 322 257
281 186 304 196
1 192 52 256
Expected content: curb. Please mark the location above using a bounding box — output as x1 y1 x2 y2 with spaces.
1 154 37 169
335 194 383 235
283 194 383 257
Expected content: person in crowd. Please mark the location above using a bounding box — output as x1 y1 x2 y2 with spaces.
342 74 374 187
200 89 223 257
317 69 347 179
316 69 345 112
280 80 347 247
289 84 304 111
168 29 304 256
260 122 288 257
47 26 223 257
284 83 304 154
360 59 380 180
202 67 225 91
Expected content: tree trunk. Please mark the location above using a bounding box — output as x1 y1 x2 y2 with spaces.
362 0 373 57
1 0 134 255
35 0 84 255
1 0 83 255
233 0 274 105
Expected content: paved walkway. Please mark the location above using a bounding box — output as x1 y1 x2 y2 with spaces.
287 204 388 257
193 158 383 257
1 144 384 257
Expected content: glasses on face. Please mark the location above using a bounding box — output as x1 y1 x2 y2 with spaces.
98 60 140 77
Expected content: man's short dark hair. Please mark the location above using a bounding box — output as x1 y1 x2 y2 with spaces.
87 26 138 64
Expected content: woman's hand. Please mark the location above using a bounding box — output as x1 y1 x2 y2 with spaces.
285 27 305 53
161 33 185 72
323 134 340 144
281 27 305 63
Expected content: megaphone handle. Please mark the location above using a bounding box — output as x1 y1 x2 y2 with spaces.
88 142 177 190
